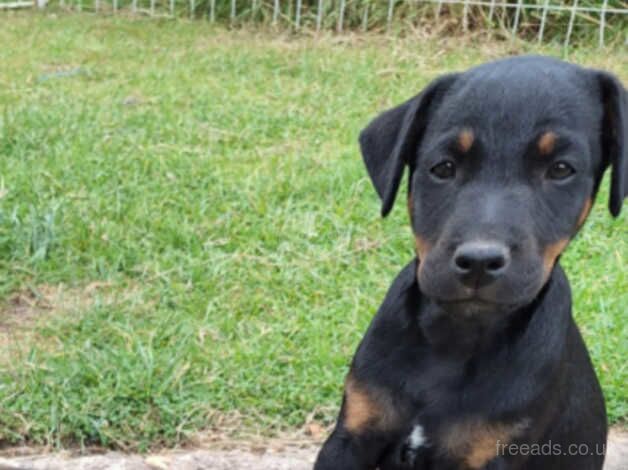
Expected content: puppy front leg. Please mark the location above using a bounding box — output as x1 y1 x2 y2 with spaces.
314 374 401 469
314 425 386 470
482 457 509 470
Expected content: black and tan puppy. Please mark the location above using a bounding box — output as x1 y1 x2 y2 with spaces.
314 56 626 470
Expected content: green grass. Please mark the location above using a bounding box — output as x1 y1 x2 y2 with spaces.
0 12 626 451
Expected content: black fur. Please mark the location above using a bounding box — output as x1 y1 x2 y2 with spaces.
315 56 626 470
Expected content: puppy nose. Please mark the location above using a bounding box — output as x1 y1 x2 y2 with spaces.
452 241 510 287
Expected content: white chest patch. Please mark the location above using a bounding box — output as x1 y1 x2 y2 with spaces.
400 424 430 467
407 424 427 450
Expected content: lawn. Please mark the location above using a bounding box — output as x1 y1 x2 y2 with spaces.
0 12 626 451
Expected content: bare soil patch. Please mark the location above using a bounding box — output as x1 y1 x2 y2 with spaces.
0 282 126 364
0 429 625 470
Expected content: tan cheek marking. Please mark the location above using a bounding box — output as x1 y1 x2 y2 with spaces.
577 197 593 228
537 131 557 156
343 375 397 434
543 238 570 278
440 420 528 469
458 129 475 153
415 235 432 279
414 235 431 260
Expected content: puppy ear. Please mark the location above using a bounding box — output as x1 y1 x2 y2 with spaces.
359 74 458 217
598 72 628 217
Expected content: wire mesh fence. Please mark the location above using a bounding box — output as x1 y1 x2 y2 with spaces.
2 0 627 47
0 0 37 8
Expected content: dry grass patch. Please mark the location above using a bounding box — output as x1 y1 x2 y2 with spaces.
0 282 136 366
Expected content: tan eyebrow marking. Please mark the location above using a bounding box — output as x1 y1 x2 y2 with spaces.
537 131 557 156
457 129 474 153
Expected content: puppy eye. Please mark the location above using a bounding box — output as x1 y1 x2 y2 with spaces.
430 161 456 180
547 161 575 180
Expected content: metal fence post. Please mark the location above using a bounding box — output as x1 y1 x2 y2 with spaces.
599 0 609 47
512 0 524 36
564 0 578 49
538 0 550 43
337 0 345 32
295 0 301 29
387 0 395 32
436 0 443 19
273 0 279 25
210 0 215 22
316 0 323 31
488 0 496 22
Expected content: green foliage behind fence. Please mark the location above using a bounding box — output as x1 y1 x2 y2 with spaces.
48 0 628 47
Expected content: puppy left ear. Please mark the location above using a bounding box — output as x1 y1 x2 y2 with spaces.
359 74 458 217
598 72 628 217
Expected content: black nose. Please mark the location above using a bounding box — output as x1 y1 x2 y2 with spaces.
452 241 510 287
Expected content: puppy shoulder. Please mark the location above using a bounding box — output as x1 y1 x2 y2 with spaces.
367 258 421 334
352 259 423 370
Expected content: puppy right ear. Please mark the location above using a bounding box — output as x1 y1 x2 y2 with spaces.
596 72 628 217
359 74 458 217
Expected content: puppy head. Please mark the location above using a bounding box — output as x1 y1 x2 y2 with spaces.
360 56 626 315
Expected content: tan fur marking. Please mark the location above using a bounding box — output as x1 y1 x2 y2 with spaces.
415 235 431 280
543 238 570 278
440 420 528 469
577 198 593 228
414 235 431 260
458 129 475 153
537 132 557 156
344 375 397 434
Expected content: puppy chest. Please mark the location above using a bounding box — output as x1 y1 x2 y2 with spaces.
401 419 529 469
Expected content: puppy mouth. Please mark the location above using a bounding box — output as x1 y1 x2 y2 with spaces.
433 295 519 314
423 277 543 310
437 296 494 304
436 297 496 307
433 288 507 305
